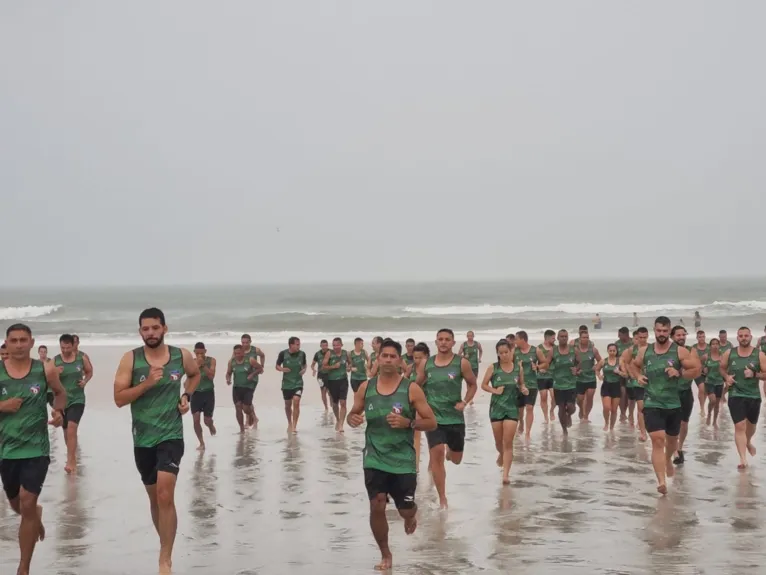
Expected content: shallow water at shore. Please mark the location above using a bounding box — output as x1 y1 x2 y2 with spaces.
1 393 765 574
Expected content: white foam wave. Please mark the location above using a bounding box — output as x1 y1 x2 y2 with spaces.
0 305 63 321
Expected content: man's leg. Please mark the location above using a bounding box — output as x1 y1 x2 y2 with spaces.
192 412 205 450
292 394 302 431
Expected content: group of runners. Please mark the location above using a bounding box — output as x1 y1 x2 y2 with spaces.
1 311 766 573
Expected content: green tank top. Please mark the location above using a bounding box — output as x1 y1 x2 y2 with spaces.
280 350 306 390
575 345 596 383
720 341 733 354
515 346 538 389
643 343 681 410
677 345 696 394
326 350 348 380
402 354 414 367
243 347 260 385
370 351 377 366
130 346 184 448
314 350 328 374
616 339 632 356
0 360 50 459
704 356 723 386
759 337 766 354
423 354 464 425
461 343 480 370
728 347 761 399
695 344 709 360
196 357 214 392
489 362 520 421
537 344 553 378
603 360 621 383
551 346 577 390
54 353 86 407
362 377 415 474
231 358 257 389
626 345 641 389
350 350 368 382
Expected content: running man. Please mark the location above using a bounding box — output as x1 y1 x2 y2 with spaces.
703 338 724 427
514 331 547 440
574 332 601 422
720 326 766 469
276 337 307 434
71 335 91 364
349 338 370 394
693 330 709 416
0 323 66 575
240 334 265 367
1 343 8 361
536 330 556 423
323 337 350 432
597 343 623 431
191 342 217 451
401 339 415 378
719 330 733 354
347 338 437 571
37 346 51 365
53 334 94 474
311 339 330 411
671 325 699 466
415 328 477 509
549 329 578 435
460 331 483 378
623 328 649 441
113 308 201 574
481 339 528 484
633 316 700 495
409 342 430 469
368 336 384 377
615 327 633 422
227 344 262 433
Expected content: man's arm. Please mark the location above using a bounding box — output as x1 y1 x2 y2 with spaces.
249 356 265 375
44 361 67 412
256 347 266 366
300 351 307 376
322 353 334 370
181 349 201 395
719 350 732 384
477 342 483 361
346 380 368 427
757 350 766 380
81 354 94 386
536 347 550 371
409 384 437 431
226 359 233 384
679 347 702 380
593 347 603 363
203 357 217 380
114 351 154 407
275 351 287 373
460 357 478 404
633 347 648 385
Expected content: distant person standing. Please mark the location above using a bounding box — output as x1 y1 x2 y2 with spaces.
191 342 217 451
276 337 307 434
694 311 702 330
113 308 201 574
593 314 602 330
633 312 639 328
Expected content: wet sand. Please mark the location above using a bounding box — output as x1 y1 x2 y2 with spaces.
1 343 764 574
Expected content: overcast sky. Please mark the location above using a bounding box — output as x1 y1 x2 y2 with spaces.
1 2 764 287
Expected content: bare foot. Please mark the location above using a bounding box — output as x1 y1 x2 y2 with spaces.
657 484 667 495
196 443 205 452
714 422 719 429
603 424 608 431
706 415 711 426
738 461 748 470
439 498 448 509
629 420 635 428
374 554 393 571
404 516 417 535
159 558 172 574
747 443 756 457
525 433 531 441
37 505 45 541
287 426 294 434
209 423 217 436
502 477 510 485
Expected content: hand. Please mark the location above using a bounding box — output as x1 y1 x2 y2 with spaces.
725 376 735 388
637 375 648 387
195 356 204 366
77 379 87 389
312 368 317 377
455 401 467 412
531 363 538 372
147 366 164 385
493 386 505 395
744 367 755 379
178 395 190 415
57 366 64 374
351 367 358 372
226 379 232 386
348 413 365 428
665 367 680 378
48 409 63 427
386 413 411 429
520 386 529 396
282 367 291 373
570 367 577 375
1 397 23 413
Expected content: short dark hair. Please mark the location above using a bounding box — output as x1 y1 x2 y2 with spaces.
413 342 430 356
505 333 515 340
405 338 415 345
241 333 252 341
372 336 383 345
671 325 685 337
139 308 165 326
233 344 242 351
333 337 342 344
632 330 639 337
38 344 48 350
696 330 705 336
72 334 80 342
637 327 649 335
194 342 206 350
437 328 455 338
6 323 32 337
738 326 750 333
380 338 401 356
607 343 617 352
618 327 629 336
719 330 727 335
655 316 671 328
544 329 555 338
515 331 528 342
289 336 300 345
558 329 568 335
579 325 588 333
354 337 363 344
59 334 75 345
320 339 328 344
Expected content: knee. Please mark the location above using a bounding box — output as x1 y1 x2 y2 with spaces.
370 494 387 512
292 398 301 408
18 491 38 516
156 483 175 508
339 400 347 408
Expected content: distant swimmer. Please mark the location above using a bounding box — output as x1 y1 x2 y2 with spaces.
693 330 709 416
0 342 8 361
416 328 477 509
574 331 601 422
191 342 217 450
596 343 623 431
694 311 702 330
720 326 766 469
276 337 306 434
536 330 556 424
227 344 262 433
671 325 698 466
323 337 350 432
549 329 578 435
113 308 200 574
0 323 66 575
703 338 724 427
593 314 602 330
614 327 633 422
622 328 649 441
514 331 547 440
349 338 370 394
346 338 437 572
54 334 94 474
633 316 700 495
481 339 528 484
311 339 330 411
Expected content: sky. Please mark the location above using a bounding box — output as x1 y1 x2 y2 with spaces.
1 1 764 287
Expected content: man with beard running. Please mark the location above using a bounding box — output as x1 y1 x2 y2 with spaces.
0 323 66 575
574 331 601 422
276 337 307 434
514 331 547 440
347 338 437 571
311 339 330 411
536 330 556 423
623 328 649 441
671 326 699 466
113 308 200 574
693 330 709 416
415 328 477 509
720 326 766 469
53 334 94 474
548 329 578 435
191 342 217 451
633 316 700 495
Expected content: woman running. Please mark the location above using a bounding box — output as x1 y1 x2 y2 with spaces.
481 339 528 485
704 338 724 427
596 343 623 431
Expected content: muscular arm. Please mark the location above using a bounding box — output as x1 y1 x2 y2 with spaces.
45 361 67 412
414 362 425 386
477 342 483 361
182 349 201 395
114 352 151 407
346 380 368 426
719 350 731 383
756 350 766 380
632 347 647 384
249 357 264 375
203 358 216 380
409 384 437 431
256 347 265 366
679 347 702 380
461 357 478 404
226 359 233 383
593 348 603 363
276 351 287 373
81 354 94 385
536 348 549 371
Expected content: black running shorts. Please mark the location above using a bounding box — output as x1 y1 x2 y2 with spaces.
0 456 50 500
679 389 694 423
282 388 303 401
133 439 185 486
191 390 215 418
63 403 85 429
364 468 417 510
425 423 465 453
232 386 254 406
553 388 576 407
326 378 349 403
728 396 761 425
600 381 621 399
643 407 682 436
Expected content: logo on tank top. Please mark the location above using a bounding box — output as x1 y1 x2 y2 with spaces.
139 375 146 383
447 372 456 380
29 384 40 395
1 387 6 395
76 366 82 372
392 402 403 414
170 371 181 381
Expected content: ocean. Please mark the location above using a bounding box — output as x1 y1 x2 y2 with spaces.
2 278 765 346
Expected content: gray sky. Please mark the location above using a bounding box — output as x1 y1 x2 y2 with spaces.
1 1 764 287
